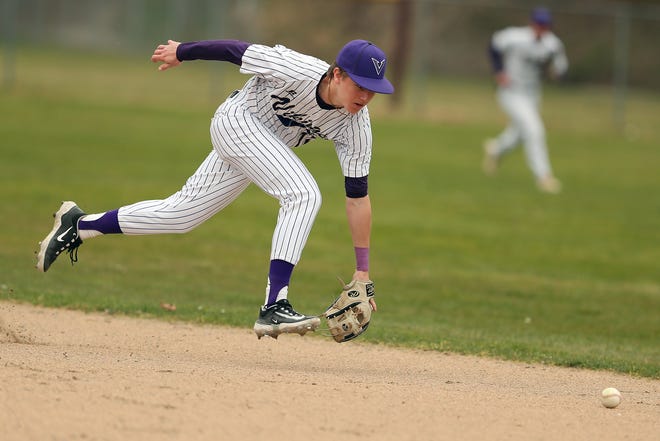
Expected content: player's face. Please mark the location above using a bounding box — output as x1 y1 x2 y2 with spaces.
337 76 376 114
532 22 551 39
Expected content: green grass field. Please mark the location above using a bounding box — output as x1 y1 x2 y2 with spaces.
1 47 658 378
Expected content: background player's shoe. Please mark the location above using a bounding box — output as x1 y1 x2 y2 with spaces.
36 201 86 272
537 175 562 194
253 299 320 339
482 139 499 175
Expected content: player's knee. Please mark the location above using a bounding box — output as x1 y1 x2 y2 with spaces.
284 185 322 216
522 127 545 146
303 185 322 215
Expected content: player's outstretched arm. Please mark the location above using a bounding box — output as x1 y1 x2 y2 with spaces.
151 39 182 71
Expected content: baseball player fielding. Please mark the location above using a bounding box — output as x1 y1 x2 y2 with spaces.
36 38 392 341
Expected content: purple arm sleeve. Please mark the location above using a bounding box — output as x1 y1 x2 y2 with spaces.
488 42 503 73
176 40 251 65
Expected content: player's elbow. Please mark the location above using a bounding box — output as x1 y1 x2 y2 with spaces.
345 176 368 198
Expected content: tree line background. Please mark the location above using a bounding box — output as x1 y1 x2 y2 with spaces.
3 0 660 97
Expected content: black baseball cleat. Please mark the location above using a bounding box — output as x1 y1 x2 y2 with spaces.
36 201 86 272
253 299 320 339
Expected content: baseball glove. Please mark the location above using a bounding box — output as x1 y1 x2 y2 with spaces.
324 279 375 343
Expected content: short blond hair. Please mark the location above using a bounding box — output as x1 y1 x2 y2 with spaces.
326 62 347 78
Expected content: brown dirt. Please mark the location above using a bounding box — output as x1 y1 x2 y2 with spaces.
1 300 658 441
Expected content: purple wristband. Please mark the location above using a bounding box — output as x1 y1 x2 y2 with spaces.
355 247 369 272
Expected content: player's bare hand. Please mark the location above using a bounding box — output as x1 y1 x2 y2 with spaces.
151 39 182 71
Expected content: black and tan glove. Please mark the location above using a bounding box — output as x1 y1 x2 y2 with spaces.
324 279 375 343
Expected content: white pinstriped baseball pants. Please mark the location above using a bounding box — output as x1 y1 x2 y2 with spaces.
117 104 322 265
495 88 553 179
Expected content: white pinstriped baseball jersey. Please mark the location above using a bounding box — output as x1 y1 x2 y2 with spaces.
230 44 373 177
118 43 375 264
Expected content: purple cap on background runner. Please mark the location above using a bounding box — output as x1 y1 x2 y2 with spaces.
336 40 394 94
531 7 552 26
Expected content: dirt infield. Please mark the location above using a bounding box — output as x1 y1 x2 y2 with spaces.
1 300 658 441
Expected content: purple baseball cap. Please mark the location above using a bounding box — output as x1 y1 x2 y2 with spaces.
531 7 553 26
336 40 394 94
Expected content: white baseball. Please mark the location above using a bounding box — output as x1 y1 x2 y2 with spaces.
601 387 622 408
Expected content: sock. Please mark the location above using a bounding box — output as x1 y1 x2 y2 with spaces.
264 259 294 306
77 209 122 240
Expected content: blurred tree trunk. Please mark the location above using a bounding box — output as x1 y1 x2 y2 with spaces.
390 0 413 107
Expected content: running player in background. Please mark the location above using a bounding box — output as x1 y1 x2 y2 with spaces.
483 7 568 194
36 38 392 338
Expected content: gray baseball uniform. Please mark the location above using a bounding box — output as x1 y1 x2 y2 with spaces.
488 21 568 181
